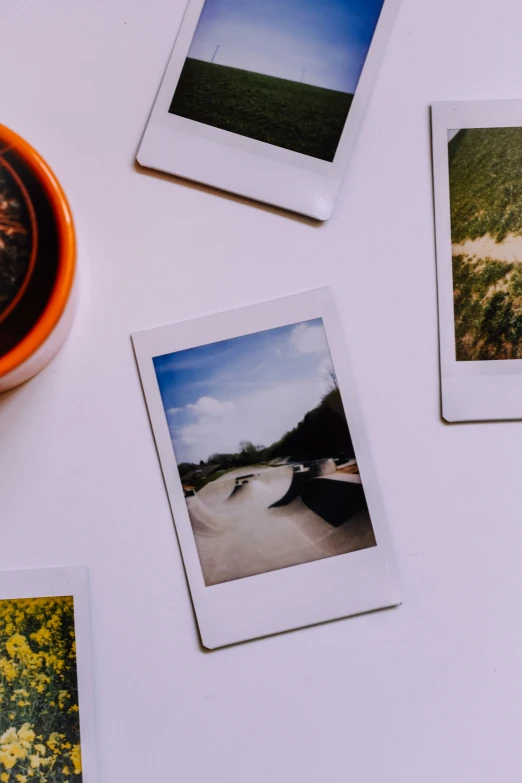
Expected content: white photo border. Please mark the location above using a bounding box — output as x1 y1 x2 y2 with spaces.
132 288 401 648
137 0 402 220
432 100 522 422
0 566 98 783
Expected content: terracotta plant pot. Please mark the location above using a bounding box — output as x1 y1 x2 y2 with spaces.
0 125 76 392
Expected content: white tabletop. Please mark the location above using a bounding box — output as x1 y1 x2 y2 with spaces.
2 0 522 780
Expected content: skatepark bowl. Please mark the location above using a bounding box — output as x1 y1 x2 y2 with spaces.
185 461 377 586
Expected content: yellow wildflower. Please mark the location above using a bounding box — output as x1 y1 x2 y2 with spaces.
17 725 35 749
0 727 18 744
70 745 82 775
0 742 27 769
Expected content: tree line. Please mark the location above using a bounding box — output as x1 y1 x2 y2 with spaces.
178 387 355 478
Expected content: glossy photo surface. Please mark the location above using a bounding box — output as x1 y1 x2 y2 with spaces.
154 318 375 585
169 0 384 161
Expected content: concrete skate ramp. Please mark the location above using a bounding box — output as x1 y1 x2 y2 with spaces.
197 466 293 512
327 473 361 484
271 496 376 557
224 479 271 507
185 495 229 537
256 465 293 485
255 466 293 503
184 464 376 586
185 496 232 584
199 465 293 510
300 477 367 527
270 471 310 508
269 462 349 508
308 459 337 478
198 477 237 509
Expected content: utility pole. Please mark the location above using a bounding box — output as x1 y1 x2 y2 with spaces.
211 44 220 64
300 69 305 83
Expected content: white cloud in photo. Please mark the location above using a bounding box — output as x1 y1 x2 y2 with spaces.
290 322 329 355
177 380 325 462
156 317 340 463
186 396 236 418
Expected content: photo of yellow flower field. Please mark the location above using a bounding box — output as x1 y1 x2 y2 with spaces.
0 596 82 782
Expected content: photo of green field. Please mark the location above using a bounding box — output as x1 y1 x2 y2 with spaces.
169 58 353 162
449 127 522 361
168 0 384 162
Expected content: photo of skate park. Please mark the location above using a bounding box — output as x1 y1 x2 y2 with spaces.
153 318 376 585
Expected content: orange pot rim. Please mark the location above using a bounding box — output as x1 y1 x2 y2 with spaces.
0 125 76 378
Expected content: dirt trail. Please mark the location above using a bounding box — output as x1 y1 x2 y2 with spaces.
452 233 522 262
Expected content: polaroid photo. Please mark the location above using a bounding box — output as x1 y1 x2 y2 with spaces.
432 100 522 422
132 289 401 648
0 566 97 783
137 0 401 220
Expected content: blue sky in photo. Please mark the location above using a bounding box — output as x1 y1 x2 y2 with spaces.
153 318 335 463
187 0 385 93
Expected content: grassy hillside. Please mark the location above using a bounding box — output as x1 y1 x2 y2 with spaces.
449 128 522 243
169 58 353 162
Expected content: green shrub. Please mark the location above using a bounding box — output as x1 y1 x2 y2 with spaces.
453 255 522 360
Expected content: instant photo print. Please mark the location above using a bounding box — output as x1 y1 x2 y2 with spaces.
432 100 522 422
0 567 97 783
137 0 401 220
132 289 401 648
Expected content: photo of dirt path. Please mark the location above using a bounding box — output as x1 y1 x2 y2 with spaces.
153 318 376 585
449 127 522 360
